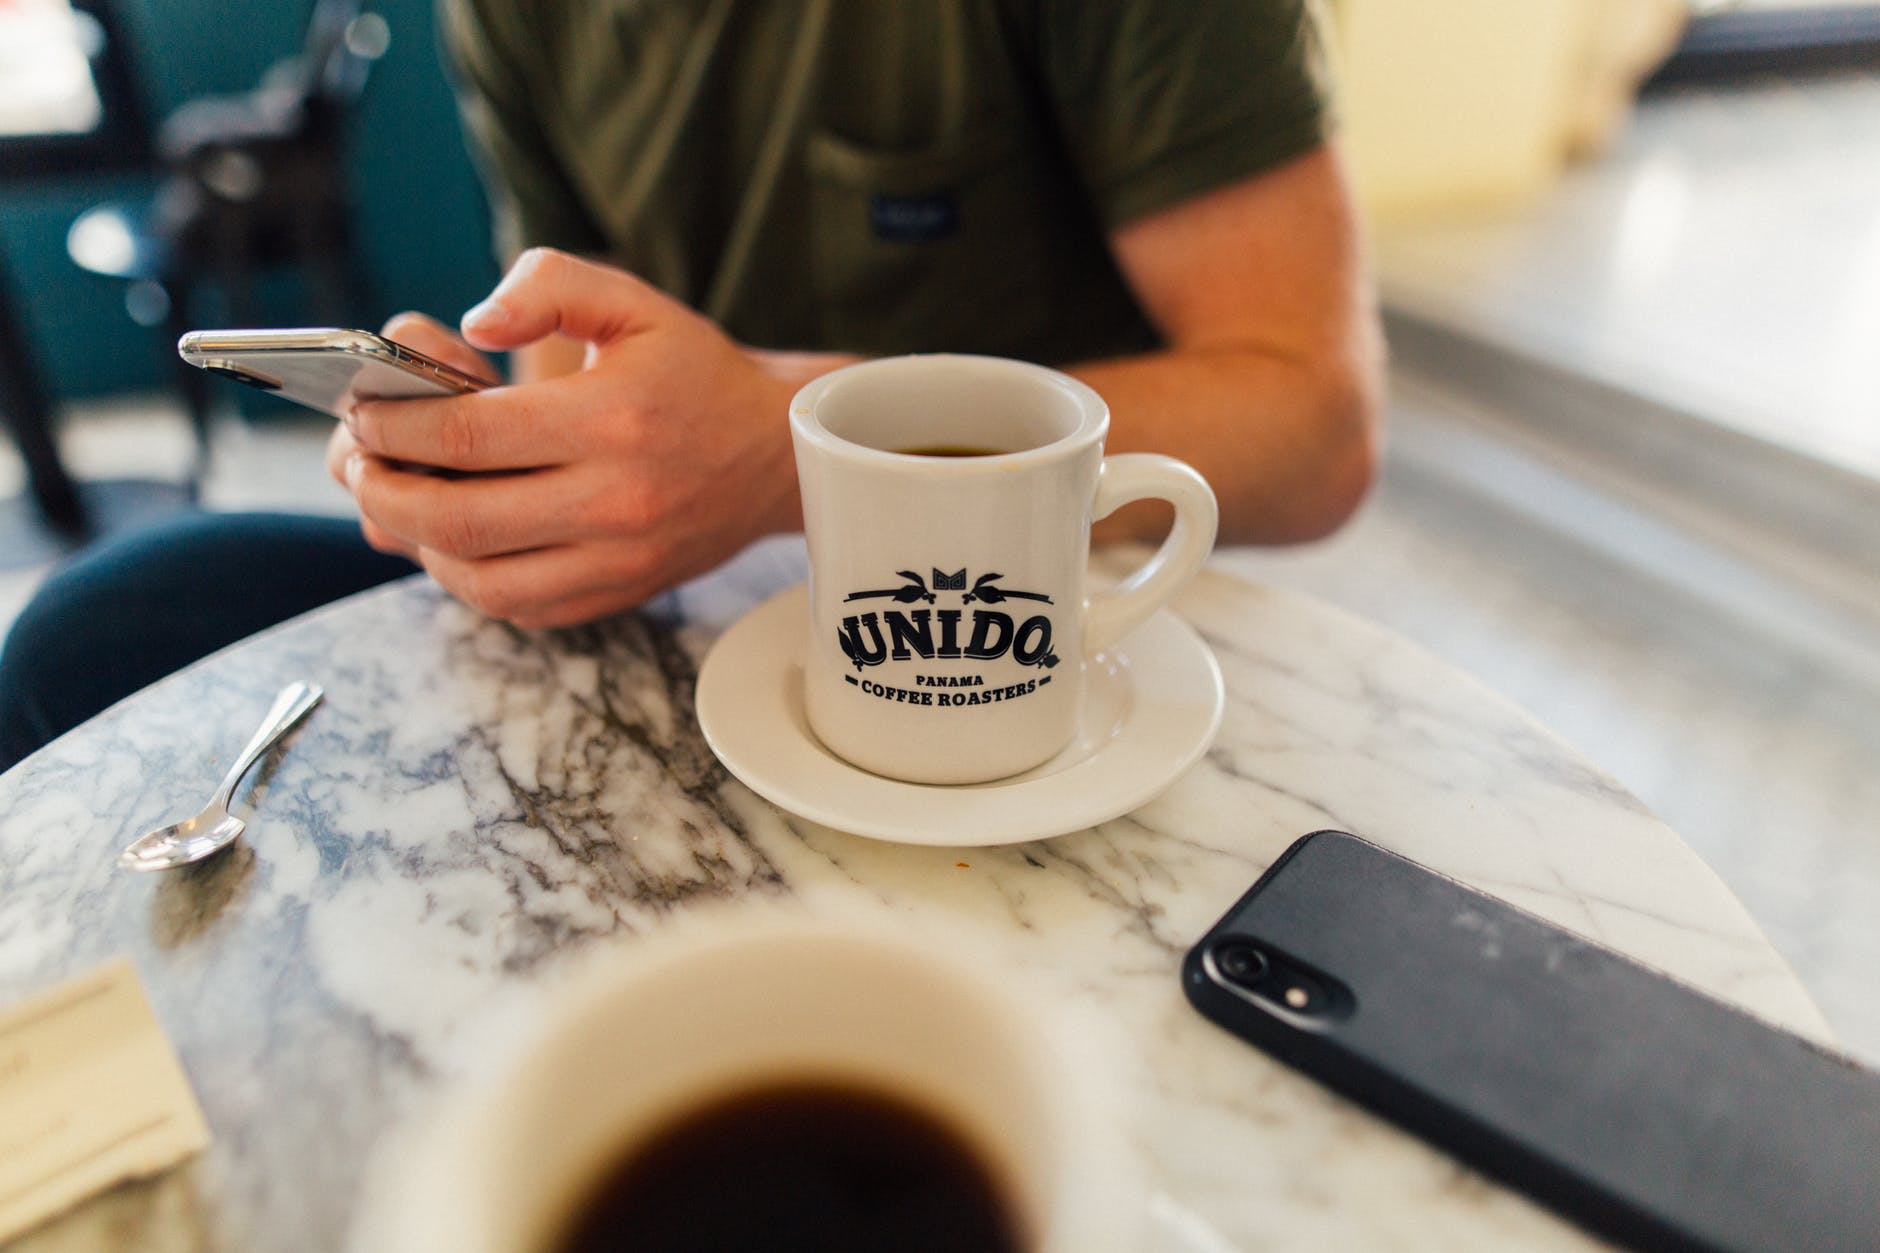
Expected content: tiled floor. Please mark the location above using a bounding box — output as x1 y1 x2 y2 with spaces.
1380 69 1880 481
0 395 348 624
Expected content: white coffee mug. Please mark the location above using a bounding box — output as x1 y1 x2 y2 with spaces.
791 354 1218 784
363 917 1140 1253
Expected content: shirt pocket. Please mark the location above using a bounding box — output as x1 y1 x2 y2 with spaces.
805 125 1070 358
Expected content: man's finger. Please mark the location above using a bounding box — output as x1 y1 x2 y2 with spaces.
379 310 500 378
359 516 416 559
326 421 358 487
415 543 648 629
459 248 672 352
348 455 590 559
380 312 498 381
348 375 592 471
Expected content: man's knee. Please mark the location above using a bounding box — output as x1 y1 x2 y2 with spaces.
0 512 412 771
0 557 133 769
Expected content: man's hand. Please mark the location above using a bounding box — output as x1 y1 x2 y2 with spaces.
326 249 828 628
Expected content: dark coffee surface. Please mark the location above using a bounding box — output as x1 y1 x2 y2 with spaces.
893 444 1006 457
550 1082 1025 1253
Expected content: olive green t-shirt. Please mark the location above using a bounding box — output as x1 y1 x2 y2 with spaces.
440 0 1331 365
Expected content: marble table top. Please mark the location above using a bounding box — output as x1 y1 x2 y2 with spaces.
0 538 1830 1251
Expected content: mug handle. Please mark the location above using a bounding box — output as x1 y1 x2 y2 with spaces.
1085 454 1219 655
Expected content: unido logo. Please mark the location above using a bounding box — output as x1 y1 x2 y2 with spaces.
837 569 1059 671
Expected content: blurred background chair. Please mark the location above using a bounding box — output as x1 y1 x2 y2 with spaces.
0 248 85 535
64 0 388 493
0 0 150 549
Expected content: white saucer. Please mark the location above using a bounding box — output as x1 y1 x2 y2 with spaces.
695 585 1224 846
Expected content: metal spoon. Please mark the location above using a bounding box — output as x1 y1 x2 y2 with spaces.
118 681 324 871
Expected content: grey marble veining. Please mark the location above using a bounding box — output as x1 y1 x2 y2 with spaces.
0 543 1832 1250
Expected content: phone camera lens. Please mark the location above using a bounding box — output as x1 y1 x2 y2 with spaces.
1204 940 1352 1020
1214 942 1269 987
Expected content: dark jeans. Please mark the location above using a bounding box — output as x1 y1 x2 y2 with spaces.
0 512 416 771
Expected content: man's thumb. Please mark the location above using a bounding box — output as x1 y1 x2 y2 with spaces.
459 248 661 351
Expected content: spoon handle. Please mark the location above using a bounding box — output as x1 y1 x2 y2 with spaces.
209 681 326 809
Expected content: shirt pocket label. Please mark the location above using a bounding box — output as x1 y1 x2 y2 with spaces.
868 192 961 243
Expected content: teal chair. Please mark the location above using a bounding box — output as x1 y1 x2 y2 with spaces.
66 0 389 489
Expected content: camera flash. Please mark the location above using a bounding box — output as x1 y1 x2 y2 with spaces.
1284 986 1309 1009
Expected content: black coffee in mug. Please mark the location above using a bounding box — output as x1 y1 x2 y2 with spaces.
550 1080 1025 1253
893 444 1007 457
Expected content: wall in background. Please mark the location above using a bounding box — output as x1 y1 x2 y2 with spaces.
0 0 498 399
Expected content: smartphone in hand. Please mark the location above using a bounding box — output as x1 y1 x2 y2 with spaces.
1184 830 1880 1253
178 327 496 420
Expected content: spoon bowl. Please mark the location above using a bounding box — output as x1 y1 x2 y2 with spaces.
118 681 324 871
119 809 251 872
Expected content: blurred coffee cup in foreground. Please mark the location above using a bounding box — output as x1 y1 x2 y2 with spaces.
365 916 1140 1253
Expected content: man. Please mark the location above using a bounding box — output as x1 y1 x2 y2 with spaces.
0 0 1382 766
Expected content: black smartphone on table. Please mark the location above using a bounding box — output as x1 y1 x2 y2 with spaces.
1183 829 1880 1252
177 327 496 420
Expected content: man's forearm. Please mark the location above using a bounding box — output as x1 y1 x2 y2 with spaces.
1077 146 1386 547
1068 340 1382 546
